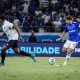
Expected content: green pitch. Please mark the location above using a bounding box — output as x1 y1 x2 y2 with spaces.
0 57 80 80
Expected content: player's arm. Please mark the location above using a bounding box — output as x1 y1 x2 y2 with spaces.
56 31 66 41
12 24 24 42
60 31 66 39
56 26 67 41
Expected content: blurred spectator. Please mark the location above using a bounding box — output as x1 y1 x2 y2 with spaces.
42 12 51 25
28 0 39 15
12 4 17 13
13 16 20 26
52 12 59 21
45 20 55 32
63 3 70 15
52 13 62 32
52 0 58 4
22 1 29 14
16 11 25 24
52 20 61 32
0 0 80 33
28 31 37 42
59 13 66 32
40 0 49 13
22 16 30 32
30 18 38 32
35 8 42 16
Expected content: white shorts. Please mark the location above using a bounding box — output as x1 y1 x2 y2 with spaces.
63 40 78 49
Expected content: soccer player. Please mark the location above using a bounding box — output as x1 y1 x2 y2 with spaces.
0 16 36 66
56 16 80 65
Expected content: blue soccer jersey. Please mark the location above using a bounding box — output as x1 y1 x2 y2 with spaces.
64 22 79 42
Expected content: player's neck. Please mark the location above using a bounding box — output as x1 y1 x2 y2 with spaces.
69 21 72 24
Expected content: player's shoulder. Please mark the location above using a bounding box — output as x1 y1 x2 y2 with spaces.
4 20 12 24
72 22 79 26
72 22 80 29
3 20 13 26
65 24 69 28
72 21 78 24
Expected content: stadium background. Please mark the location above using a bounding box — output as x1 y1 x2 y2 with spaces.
0 0 80 57
0 1 80 80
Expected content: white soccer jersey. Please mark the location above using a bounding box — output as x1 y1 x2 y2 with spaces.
2 20 19 41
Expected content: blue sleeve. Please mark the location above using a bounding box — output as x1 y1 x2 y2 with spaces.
76 22 79 28
64 27 68 32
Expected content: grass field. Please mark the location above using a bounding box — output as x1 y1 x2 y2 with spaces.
0 57 80 80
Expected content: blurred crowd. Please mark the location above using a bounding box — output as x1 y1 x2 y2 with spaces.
0 0 80 32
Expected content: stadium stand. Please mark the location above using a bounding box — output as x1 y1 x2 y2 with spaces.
0 0 80 33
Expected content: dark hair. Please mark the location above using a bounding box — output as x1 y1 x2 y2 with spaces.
66 16 72 20
0 16 5 20
73 17 77 22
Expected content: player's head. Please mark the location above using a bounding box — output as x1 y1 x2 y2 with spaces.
0 16 5 25
66 16 72 24
73 17 77 22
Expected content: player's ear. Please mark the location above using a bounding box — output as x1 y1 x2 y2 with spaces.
78 25 80 28
70 20 72 24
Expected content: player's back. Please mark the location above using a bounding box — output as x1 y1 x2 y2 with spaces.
2 20 19 41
